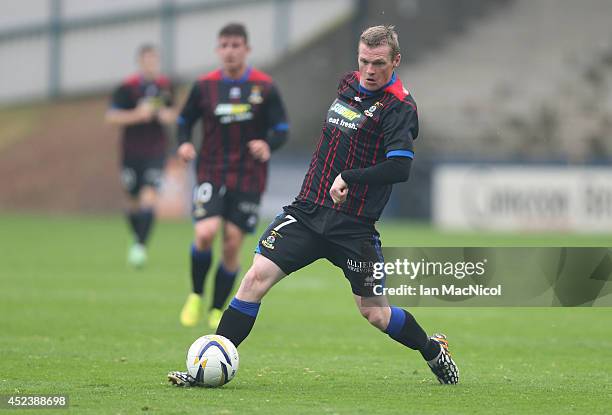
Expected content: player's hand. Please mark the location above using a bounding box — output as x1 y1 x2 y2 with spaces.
330 174 348 204
136 101 155 122
248 140 271 162
157 107 177 125
177 142 196 163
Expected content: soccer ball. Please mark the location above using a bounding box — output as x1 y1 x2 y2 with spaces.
186 335 239 387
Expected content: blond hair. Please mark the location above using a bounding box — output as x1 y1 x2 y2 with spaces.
359 25 400 59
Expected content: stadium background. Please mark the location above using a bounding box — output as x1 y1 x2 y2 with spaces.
1 0 611 413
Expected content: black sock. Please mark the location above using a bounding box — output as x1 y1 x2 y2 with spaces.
127 211 141 241
191 244 212 295
137 208 154 245
216 298 260 347
212 264 239 310
385 307 441 361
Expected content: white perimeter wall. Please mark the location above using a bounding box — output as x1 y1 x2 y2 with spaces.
433 164 612 233
0 0 354 103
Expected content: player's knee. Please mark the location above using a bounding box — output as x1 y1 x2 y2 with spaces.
359 307 387 330
193 234 213 250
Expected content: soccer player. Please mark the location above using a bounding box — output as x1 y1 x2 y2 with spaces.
105 44 176 267
169 25 458 385
176 23 289 329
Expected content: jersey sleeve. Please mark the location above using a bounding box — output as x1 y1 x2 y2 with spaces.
177 82 202 144
264 83 289 151
381 100 418 159
109 85 134 110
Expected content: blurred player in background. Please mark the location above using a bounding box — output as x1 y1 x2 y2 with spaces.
169 25 458 386
176 23 289 328
105 44 177 268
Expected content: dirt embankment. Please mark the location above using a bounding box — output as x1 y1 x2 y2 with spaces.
0 96 129 214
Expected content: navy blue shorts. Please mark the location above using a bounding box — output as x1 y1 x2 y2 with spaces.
256 200 384 297
120 158 164 197
192 182 261 234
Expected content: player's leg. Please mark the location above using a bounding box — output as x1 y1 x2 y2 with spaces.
208 221 244 329
134 160 163 248
215 253 285 347
209 191 260 328
353 295 458 384
180 216 222 327
121 162 147 267
180 182 225 327
327 216 459 384
170 209 323 386
353 294 438 357
170 253 286 386
215 209 323 347
134 185 157 245
125 194 149 267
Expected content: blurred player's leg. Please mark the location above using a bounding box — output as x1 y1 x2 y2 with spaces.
209 221 244 329
215 254 286 346
126 196 148 268
180 217 221 327
136 185 157 245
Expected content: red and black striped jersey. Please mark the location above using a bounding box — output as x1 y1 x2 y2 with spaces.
296 71 418 220
178 67 289 194
110 73 174 160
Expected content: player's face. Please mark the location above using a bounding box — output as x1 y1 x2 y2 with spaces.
139 50 160 79
217 35 250 75
358 43 401 91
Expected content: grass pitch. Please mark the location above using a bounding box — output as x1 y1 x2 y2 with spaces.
0 214 610 414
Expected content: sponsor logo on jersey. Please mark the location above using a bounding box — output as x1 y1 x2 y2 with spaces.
327 117 358 131
214 103 253 124
330 102 361 121
346 259 376 274
326 99 366 132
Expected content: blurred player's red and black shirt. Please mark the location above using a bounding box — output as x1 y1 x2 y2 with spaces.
110 74 174 160
297 71 418 221
178 67 289 194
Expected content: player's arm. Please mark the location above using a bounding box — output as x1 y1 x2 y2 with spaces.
248 83 289 162
176 83 202 162
331 157 412 204
264 83 289 151
105 85 154 126
341 156 412 185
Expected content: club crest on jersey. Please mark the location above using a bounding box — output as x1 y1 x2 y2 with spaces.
229 86 241 99
261 230 281 250
194 206 207 218
364 101 383 117
248 85 263 104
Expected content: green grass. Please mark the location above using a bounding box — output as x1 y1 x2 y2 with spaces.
0 214 611 414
